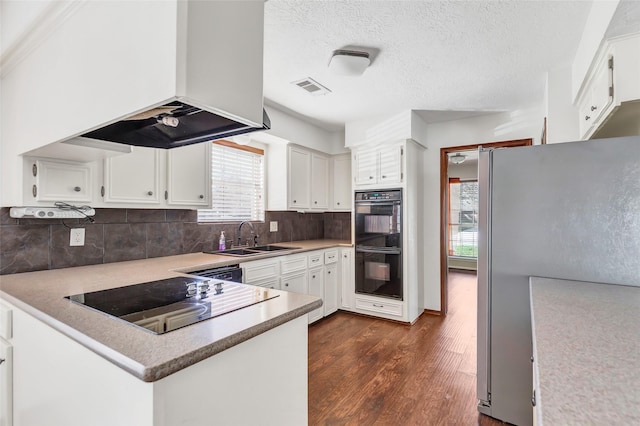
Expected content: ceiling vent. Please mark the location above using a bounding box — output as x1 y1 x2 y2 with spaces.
292 77 331 96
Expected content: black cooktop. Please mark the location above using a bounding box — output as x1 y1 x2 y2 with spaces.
66 276 279 335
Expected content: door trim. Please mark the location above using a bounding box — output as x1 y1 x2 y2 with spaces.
439 138 532 315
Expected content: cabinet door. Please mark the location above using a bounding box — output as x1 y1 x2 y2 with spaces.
308 267 324 323
589 55 613 124
104 147 161 204
378 145 403 184
332 154 352 210
324 264 338 316
310 153 329 209
0 338 12 426
340 248 354 310
288 146 311 209
281 271 308 294
353 149 378 185
32 159 93 202
167 143 211 206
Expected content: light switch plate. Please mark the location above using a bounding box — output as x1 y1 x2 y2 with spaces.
270 221 278 232
70 228 85 246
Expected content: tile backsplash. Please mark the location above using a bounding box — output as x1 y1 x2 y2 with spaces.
0 208 351 275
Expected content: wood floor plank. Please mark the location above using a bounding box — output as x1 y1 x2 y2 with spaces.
308 272 505 425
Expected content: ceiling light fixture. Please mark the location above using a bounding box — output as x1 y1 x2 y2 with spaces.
328 49 370 76
450 153 467 164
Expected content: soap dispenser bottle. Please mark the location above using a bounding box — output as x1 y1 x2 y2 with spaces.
218 231 226 251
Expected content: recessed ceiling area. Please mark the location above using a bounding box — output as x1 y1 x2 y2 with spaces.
263 1 595 131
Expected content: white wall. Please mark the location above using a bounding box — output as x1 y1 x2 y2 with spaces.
422 104 544 311
344 110 428 148
547 64 580 144
264 105 345 154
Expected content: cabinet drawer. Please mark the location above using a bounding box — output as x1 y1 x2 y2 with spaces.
324 250 338 264
308 252 324 268
242 259 280 283
281 255 308 275
355 297 403 317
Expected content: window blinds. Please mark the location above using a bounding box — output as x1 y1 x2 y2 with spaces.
197 142 264 222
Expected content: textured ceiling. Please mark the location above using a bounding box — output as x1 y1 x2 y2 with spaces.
263 0 594 131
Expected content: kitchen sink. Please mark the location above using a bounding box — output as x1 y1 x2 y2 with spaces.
251 245 299 252
210 245 300 257
214 248 261 257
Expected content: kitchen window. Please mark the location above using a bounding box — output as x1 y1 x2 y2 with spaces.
448 178 478 258
198 141 265 222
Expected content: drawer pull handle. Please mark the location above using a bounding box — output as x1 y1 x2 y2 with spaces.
585 115 590 121
590 105 597 111
532 390 536 407
74 186 81 192
199 194 204 199
327 271 331 275
0 358 5 365
373 303 383 308
147 191 153 196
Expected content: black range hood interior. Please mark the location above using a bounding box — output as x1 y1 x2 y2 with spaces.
82 101 271 149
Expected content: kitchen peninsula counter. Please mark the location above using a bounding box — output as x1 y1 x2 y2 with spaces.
529 277 640 425
0 239 350 426
0 239 349 381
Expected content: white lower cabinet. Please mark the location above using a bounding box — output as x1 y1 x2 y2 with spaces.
340 248 355 310
245 248 347 324
242 258 280 284
324 263 338 316
355 296 403 318
281 271 308 294
308 267 324 323
250 277 280 290
0 339 12 426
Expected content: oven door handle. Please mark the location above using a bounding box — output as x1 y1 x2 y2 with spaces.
356 246 401 255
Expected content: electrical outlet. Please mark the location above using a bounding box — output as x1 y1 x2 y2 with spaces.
270 221 278 232
70 228 85 246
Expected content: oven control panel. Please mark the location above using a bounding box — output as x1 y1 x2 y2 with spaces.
355 190 401 201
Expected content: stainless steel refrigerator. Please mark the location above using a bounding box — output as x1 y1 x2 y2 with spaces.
477 136 640 425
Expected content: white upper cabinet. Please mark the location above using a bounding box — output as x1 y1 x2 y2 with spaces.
25 159 94 203
103 147 162 204
310 153 329 210
270 144 344 212
288 146 311 210
353 149 378 185
353 143 403 188
578 34 640 140
166 143 211 206
332 154 352 211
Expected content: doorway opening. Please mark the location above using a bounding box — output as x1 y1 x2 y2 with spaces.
439 138 532 315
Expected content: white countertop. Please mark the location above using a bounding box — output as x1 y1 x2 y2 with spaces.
0 239 350 381
529 277 640 425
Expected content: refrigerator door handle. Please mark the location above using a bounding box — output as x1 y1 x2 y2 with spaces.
477 147 492 414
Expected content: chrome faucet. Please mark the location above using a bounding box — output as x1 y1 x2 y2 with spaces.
237 221 258 247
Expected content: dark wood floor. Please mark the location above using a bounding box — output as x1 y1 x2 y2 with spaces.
308 271 505 426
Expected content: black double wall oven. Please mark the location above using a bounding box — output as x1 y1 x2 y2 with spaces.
354 189 403 300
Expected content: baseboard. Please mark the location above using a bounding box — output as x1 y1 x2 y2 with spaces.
423 309 441 316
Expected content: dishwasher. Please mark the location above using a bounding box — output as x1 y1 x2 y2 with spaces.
187 264 243 283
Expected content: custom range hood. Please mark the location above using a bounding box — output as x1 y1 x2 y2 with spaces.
81 101 271 149
50 0 269 152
